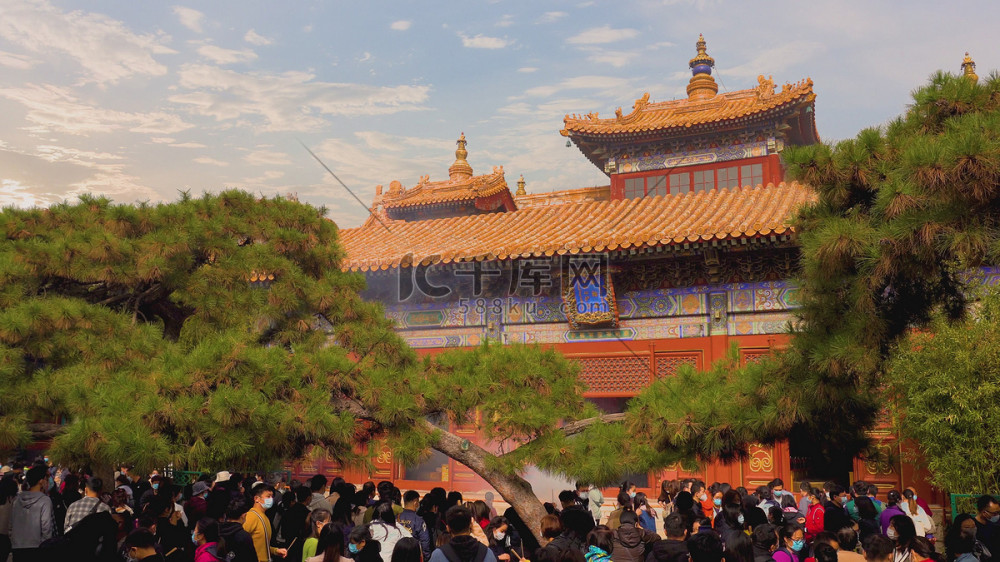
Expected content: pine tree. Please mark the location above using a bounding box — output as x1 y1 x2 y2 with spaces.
0 190 612 538
620 66 1000 468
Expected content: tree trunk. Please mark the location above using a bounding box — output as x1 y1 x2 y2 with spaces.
423 420 549 544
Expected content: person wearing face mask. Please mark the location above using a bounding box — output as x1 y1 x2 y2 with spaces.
804 488 825 542
901 490 933 539
692 484 712 521
974 495 1000 562
773 523 805 562
713 491 746 548
185 481 212 531
486 516 515 561
887 515 917 562
946 514 987 562
879 492 907 536
139 475 165 512
243 485 288 561
193 517 224 562
823 485 852 535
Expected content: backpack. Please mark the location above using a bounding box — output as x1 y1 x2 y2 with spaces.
439 541 489 562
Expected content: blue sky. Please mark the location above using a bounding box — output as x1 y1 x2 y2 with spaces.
0 0 995 227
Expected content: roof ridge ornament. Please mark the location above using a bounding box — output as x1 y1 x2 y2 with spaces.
962 52 978 82
515 174 526 196
449 132 473 180
687 34 719 100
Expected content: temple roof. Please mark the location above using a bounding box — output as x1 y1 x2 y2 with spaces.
561 36 819 173
340 182 814 272
561 77 815 137
370 133 516 220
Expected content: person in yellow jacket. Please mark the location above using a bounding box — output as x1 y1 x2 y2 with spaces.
243 485 288 561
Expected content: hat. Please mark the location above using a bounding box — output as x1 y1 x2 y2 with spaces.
0 466 9 475
192 481 210 496
215 471 231 483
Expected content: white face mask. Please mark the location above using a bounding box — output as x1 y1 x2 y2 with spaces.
887 529 898 541
495 532 506 541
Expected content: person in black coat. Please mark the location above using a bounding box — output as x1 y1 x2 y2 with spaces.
822 485 852 535
348 524 384 562
218 500 258 562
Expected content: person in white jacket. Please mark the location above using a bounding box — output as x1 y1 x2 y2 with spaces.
901 490 934 538
369 502 412 561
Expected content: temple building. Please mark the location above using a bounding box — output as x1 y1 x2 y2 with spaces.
288 37 937 503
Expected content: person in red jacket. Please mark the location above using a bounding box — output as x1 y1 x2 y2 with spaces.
805 488 826 542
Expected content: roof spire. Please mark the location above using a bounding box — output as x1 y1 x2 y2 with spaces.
962 52 978 82
687 34 718 100
449 132 473 180
515 174 526 196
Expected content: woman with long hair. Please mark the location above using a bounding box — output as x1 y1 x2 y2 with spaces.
303 509 333 562
944 515 979 562
632 493 658 532
390 537 423 562
888 514 917 562
658 481 679 516
485 516 513 561
309 523 347 562
902 490 934 538
370 502 412 562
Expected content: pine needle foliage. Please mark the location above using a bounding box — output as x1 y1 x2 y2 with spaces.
0 191 599 485
0 191 415 472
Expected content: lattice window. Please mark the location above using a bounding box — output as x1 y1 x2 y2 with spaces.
742 351 770 365
655 354 699 378
577 356 650 393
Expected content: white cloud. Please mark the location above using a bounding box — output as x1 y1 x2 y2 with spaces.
244 149 291 166
168 142 207 148
244 29 273 45
496 15 514 28
0 84 193 135
518 67 539 73
566 25 639 45
197 44 257 64
0 0 173 84
194 156 229 166
520 75 632 99
150 137 175 144
241 170 285 185
580 48 638 68
0 50 36 69
358 52 372 63
170 64 430 132
538 12 568 23
390 20 411 31
0 179 56 208
458 33 511 49
721 40 824 79
173 6 204 33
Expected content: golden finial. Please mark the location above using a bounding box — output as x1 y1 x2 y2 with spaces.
448 132 473 180
687 34 718 100
962 52 978 82
515 174 526 196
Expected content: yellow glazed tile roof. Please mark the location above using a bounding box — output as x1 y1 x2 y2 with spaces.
340 182 814 272
561 77 815 137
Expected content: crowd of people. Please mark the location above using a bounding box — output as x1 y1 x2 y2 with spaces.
0 461 997 562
